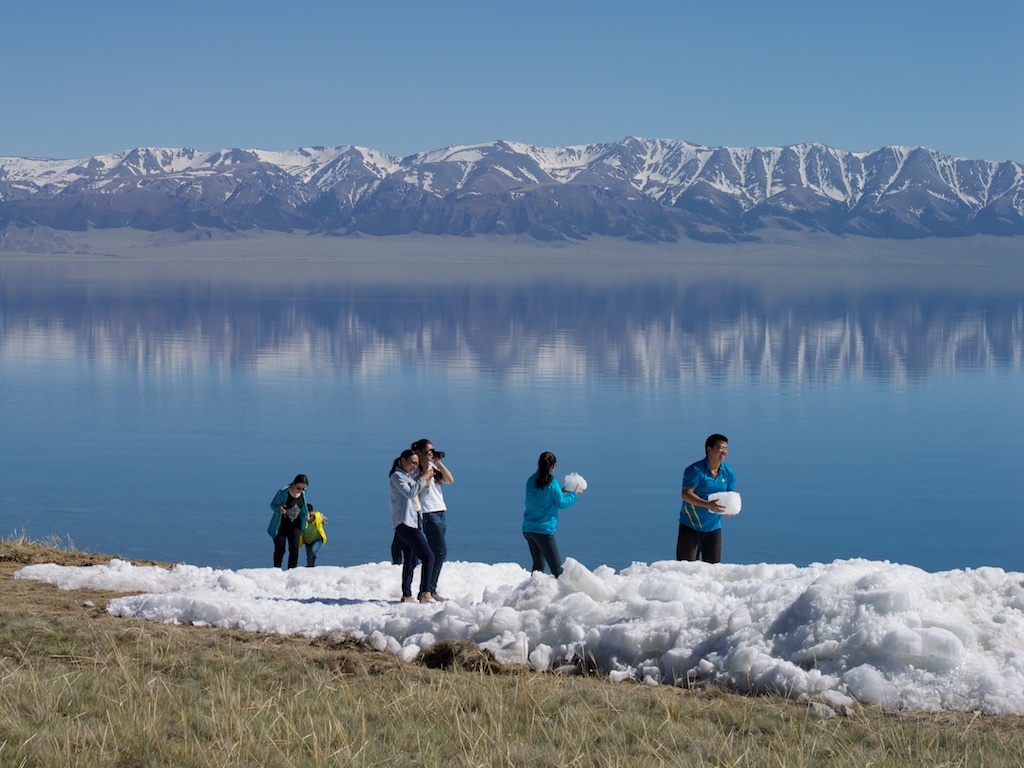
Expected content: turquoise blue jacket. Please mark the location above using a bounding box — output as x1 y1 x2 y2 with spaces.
523 472 578 535
267 486 308 538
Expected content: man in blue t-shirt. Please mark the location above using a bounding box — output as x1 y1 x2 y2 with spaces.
677 433 736 563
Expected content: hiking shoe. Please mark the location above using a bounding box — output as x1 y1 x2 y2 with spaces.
400 596 419 603
418 592 437 603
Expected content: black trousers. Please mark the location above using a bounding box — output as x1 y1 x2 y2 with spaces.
273 517 302 570
676 524 722 564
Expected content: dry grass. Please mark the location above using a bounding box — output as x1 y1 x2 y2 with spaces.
2 535 1022 767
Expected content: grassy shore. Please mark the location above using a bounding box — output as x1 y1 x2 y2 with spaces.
2 537 1022 767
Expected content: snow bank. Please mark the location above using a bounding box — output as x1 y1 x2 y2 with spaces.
15 557 1024 715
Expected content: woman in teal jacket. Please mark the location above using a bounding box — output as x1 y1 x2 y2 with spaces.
268 474 309 570
522 452 584 577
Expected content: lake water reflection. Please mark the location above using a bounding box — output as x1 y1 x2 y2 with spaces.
2 258 1022 573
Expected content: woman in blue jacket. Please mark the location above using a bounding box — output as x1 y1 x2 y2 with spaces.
268 474 309 570
522 451 584 577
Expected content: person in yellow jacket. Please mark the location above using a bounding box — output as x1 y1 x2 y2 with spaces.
302 503 328 567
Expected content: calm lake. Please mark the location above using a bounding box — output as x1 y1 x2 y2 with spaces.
2 244 1022 574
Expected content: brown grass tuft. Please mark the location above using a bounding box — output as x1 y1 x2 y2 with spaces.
417 638 505 673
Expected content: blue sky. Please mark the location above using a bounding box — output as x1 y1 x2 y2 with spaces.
3 0 1020 162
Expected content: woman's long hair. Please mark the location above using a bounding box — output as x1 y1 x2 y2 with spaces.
411 438 431 455
535 451 557 489
389 449 417 476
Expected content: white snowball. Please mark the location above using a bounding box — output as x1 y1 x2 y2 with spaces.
708 490 741 516
563 472 587 491
529 644 554 670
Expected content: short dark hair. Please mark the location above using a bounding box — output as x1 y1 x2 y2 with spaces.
705 434 728 451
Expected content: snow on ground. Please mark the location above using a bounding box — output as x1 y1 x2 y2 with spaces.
15 556 1024 716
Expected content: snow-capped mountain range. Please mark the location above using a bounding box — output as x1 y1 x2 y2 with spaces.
1 137 1022 241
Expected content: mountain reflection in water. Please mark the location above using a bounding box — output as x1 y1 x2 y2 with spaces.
3 271 1021 385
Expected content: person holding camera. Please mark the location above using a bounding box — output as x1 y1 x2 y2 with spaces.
268 474 309 570
389 449 437 603
411 438 454 600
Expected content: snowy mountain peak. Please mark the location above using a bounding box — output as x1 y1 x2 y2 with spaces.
1 137 1021 241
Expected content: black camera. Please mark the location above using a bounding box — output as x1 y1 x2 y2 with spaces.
432 450 445 460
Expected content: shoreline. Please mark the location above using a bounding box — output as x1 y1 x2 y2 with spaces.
2 227 1022 290
4 226 1024 263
